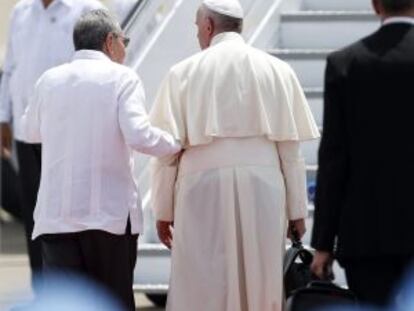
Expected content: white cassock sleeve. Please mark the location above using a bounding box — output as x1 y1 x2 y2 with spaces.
149 71 185 222
277 141 308 220
150 154 180 222
118 73 181 157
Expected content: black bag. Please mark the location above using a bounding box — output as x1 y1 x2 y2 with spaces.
284 237 314 298
286 281 357 311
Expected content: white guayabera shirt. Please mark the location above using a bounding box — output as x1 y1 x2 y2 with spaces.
0 0 104 141
23 50 181 239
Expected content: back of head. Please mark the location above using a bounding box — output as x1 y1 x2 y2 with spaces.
206 8 243 33
378 0 414 14
202 0 244 33
196 1 243 49
73 9 121 51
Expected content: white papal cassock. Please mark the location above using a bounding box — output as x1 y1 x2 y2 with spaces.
150 32 319 311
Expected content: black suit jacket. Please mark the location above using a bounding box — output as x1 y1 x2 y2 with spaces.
311 23 414 261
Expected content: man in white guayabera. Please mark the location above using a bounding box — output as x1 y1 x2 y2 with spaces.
149 0 320 310
22 10 181 311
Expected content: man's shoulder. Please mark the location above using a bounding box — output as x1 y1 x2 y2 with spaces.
246 45 296 76
327 31 375 66
11 0 34 15
80 58 139 82
39 60 139 88
170 51 206 75
38 63 71 83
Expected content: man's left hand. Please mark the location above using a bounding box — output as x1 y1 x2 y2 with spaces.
156 220 174 249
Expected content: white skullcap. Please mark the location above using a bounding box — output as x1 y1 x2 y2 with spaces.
202 0 244 19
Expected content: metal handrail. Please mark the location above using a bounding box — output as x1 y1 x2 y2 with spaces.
121 0 147 30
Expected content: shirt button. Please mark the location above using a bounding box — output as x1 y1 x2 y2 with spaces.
50 17 56 23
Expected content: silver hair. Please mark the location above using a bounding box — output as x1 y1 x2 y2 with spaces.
201 4 243 33
73 9 121 51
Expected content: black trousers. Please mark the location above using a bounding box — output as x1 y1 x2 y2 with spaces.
1 156 22 220
41 224 138 311
15 141 43 282
344 256 413 306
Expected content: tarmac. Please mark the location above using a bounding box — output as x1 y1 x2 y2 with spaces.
0 210 163 311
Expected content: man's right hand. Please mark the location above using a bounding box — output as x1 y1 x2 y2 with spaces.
156 220 174 249
1 123 12 158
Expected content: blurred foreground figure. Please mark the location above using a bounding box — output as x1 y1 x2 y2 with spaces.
22 10 180 310
14 273 125 311
311 0 414 306
150 0 319 310
0 0 103 288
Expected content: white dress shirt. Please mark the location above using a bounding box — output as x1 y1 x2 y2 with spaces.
23 50 181 239
0 0 104 141
383 16 414 26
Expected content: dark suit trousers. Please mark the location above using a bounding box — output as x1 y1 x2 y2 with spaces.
344 256 413 306
1 156 22 220
41 224 138 311
15 141 43 282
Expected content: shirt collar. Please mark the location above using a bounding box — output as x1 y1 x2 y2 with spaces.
73 50 111 62
210 32 245 47
34 0 72 10
383 16 414 26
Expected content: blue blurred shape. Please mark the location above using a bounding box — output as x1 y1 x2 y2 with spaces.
308 181 316 203
12 272 125 311
317 306 382 311
395 265 414 311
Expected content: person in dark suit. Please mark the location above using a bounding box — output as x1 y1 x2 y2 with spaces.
311 0 414 306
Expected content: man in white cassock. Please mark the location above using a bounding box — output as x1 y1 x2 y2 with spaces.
150 0 319 310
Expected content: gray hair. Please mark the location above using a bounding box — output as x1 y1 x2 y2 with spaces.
73 9 121 51
380 0 414 13
202 5 243 33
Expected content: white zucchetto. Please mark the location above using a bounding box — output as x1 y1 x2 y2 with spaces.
202 0 244 19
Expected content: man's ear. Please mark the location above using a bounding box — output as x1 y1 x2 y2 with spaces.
372 0 382 16
206 17 215 36
103 33 114 57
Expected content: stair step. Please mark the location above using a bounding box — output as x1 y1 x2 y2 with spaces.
279 11 379 49
301 138 320 166
269 49 331 88
303 0 373 11
283 11 376 21
269 49 331 58
306 165 318 184
305 87 323 97
305 88 323 127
